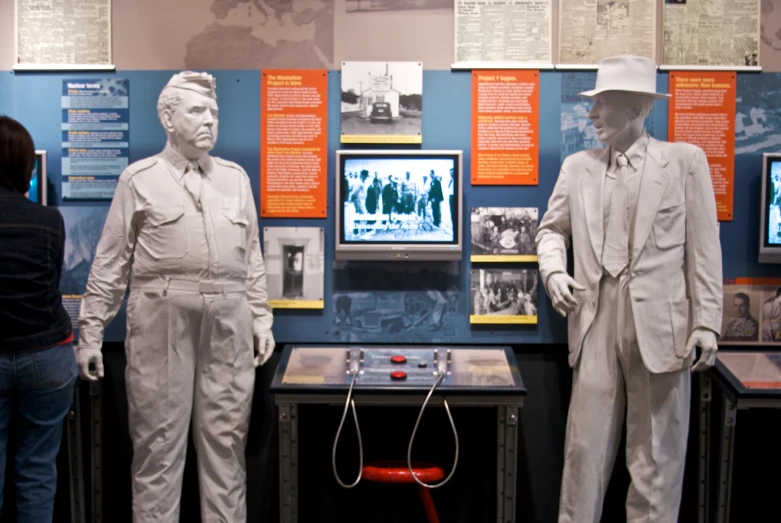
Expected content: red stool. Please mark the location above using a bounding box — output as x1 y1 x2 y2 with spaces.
362 460 445 523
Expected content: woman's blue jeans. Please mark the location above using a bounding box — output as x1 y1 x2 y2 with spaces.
0 343 78 522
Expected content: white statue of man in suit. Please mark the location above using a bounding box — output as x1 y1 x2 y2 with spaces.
536 55 723 522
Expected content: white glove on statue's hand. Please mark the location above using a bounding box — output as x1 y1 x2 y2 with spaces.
74 346 104 381
547 273 586 317
688 328 718 373
253 331 276 367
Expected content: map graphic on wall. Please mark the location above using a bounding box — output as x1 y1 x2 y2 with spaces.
761 0 781 72
263 227 325 309
561 72 656 163
341 61 423 144
182 0 335 69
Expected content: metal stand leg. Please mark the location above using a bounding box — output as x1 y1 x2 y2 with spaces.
698 374 712 523
67 384 86 523
89 381 102 523
716 399 736 523
279 403 298 523
497 405 519 523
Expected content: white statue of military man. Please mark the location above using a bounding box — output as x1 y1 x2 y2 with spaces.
536 55 723 522
76 71 274 522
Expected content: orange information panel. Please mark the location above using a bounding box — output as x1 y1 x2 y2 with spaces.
730 278 781 286
471 70 539 186
668 72 736 221
260 70 328 218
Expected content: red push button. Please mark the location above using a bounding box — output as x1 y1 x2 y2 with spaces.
390 371 407 380
391 355 407 364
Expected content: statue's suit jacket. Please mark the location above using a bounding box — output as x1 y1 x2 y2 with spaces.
536 137 723 373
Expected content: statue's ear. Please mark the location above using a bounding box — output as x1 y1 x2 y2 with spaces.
160 109 175 133
626 103 642 121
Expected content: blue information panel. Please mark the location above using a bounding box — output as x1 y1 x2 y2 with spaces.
61 79 129 200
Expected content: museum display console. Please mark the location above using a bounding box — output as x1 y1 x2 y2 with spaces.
270 344 527 522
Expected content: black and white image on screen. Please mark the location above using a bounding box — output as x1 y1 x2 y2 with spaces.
470 269 538 317
342 157 455 243
470 207 537 256
768 160 781 245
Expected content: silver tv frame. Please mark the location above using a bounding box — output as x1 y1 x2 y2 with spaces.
334 149 463 261
31 150 47 206
759 152 781 263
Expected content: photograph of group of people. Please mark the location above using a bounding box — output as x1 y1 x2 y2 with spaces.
341 157 456 243
721 285 781 344
469 268 538 323
470 207 538 259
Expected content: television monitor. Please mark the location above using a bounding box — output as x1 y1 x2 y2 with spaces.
27 150 47 206
335 149 463 261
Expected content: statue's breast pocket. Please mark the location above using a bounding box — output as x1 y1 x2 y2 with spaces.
220 207 249 262
652 201 685 250
143 206 188 259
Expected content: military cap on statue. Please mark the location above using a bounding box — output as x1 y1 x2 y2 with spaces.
164 71 217 98
579 55 670 99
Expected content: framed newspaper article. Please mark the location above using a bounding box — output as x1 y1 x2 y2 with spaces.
558 0 656 67
662 0 761 70
453 0 554 70
14 0 114 71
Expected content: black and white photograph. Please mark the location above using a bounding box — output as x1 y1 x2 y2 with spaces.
761 287 781 343
720 287 762 343
263 227 325 308
341 156 456 243
470 207 538 260
340 61 423 143
597 0 630 28
470 269 538 324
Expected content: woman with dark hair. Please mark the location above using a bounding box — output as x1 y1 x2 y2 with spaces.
0 115 77 521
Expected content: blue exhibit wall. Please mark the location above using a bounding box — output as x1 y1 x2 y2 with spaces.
0 69 779 347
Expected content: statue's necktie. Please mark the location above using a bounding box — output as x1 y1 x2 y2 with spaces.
602 154 630 277
183 162 203 211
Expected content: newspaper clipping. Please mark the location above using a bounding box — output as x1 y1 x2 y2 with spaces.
15 0 111 66
455 0 552 64
558 0 655 64
663 0 760 67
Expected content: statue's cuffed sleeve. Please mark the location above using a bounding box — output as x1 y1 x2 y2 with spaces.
536 158 573 295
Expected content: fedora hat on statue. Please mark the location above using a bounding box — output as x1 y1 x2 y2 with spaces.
579 55 670 99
